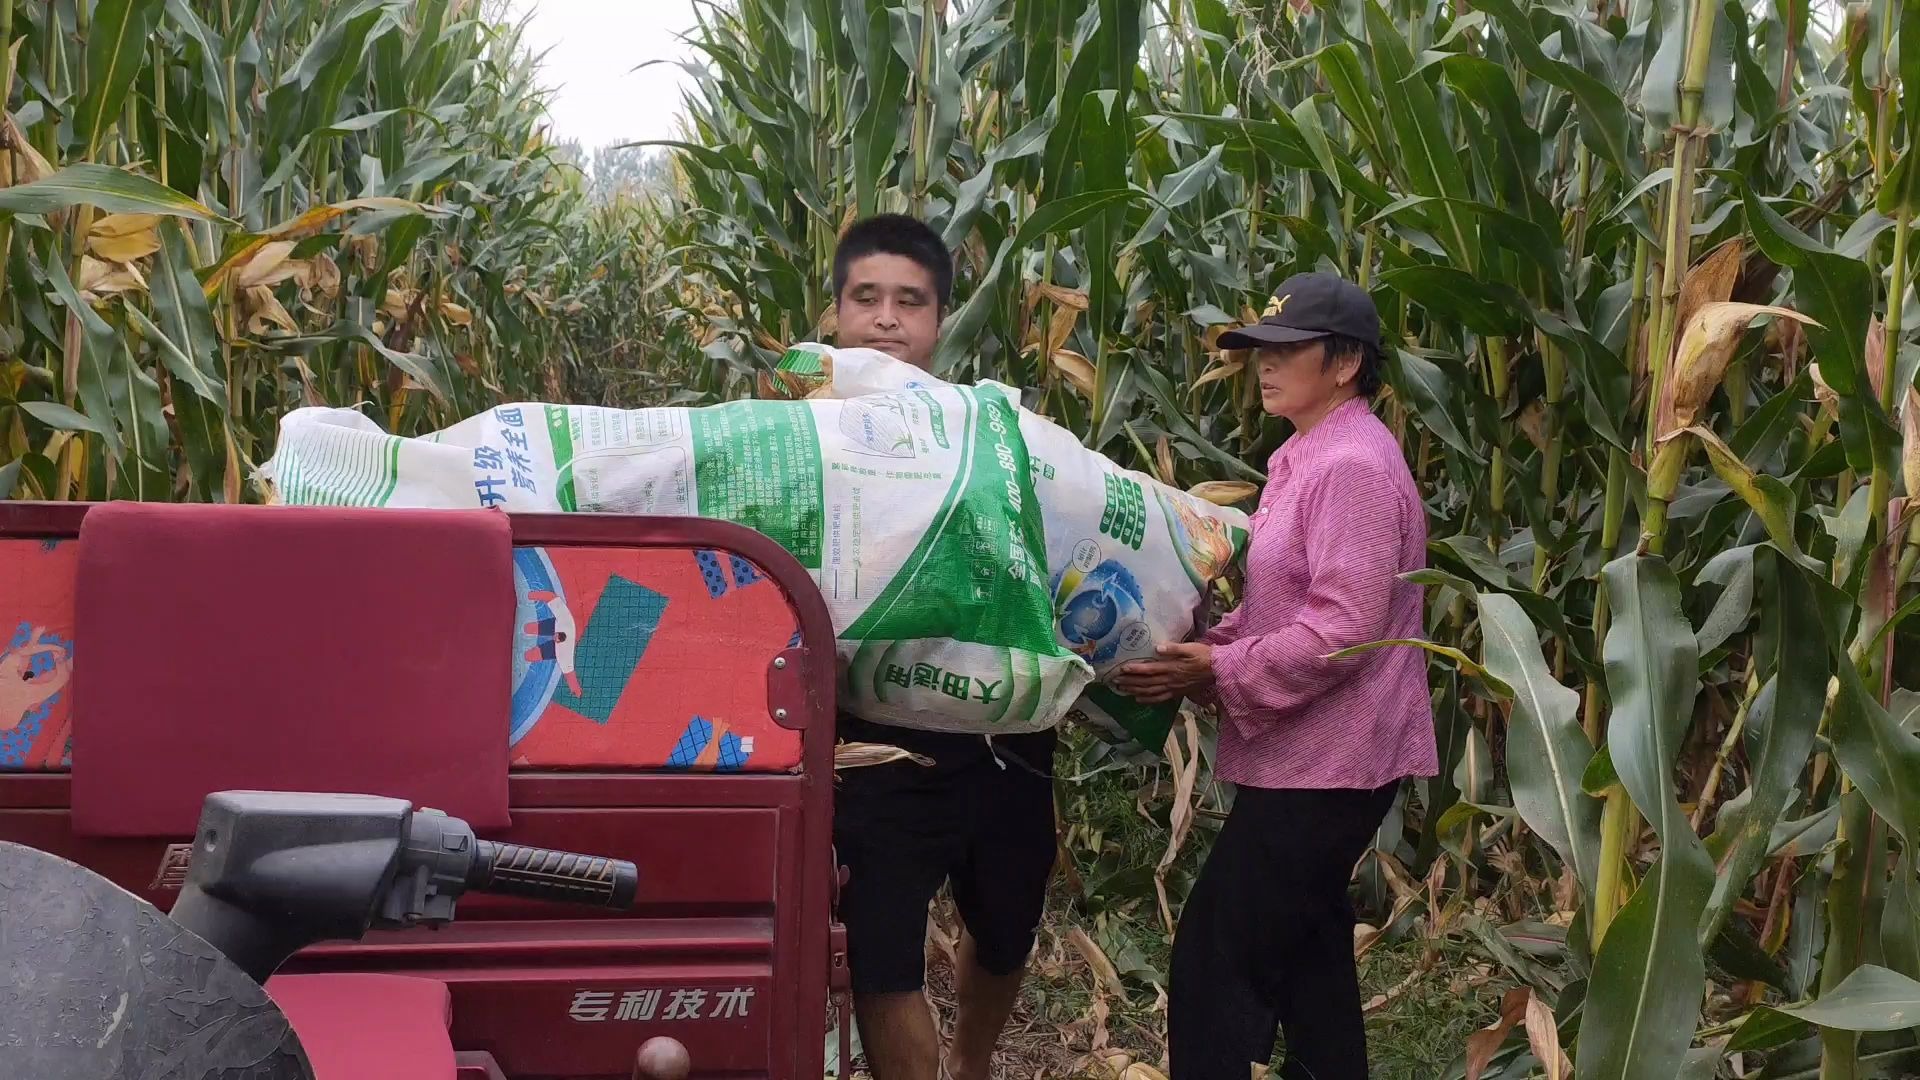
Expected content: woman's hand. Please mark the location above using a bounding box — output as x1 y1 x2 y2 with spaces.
1110 642 1214 704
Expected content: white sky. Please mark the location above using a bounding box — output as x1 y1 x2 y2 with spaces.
509 0 700 157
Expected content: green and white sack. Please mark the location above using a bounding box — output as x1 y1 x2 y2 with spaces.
263 385 1089 734
779 344 1252 756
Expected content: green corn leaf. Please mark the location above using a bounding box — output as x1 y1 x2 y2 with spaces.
1580 555 1714 1080
21 400 108 435
76 0 168 159
1477 592 1602 898
852 3 912 216
1766 966 1920 1031
1362 0 1476 267
1701 556 1831 945
43 255 126 459
1831 662 1920 843
0 165 228 223
1468 0 1632 171
1741 188 1893 476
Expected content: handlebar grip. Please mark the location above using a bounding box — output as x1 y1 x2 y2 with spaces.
468 841 639 909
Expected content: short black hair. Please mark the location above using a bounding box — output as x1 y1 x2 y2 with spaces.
832 214 953 312
1324 333 1384 398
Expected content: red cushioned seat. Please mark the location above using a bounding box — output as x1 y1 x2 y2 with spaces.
70 502 512 837
267 974 456 1080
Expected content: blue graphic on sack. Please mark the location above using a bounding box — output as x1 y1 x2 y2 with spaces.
1051 560 1150 667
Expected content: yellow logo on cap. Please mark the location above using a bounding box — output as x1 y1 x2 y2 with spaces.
1264 293 1290 318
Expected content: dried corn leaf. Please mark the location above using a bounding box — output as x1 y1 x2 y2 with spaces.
382 287 419 321
1464 987 1529 1080
1810 362 1840 411
1155 435 1175 487
309 254 342 301
349 234 380 271
964 231 988 278
1154 714 1202 932
1045 302 1081 359
243 285 299 335
1052 349 1097 397
86 213 161 262
204 201 420 295
1523 990 1571 1080
1088 995 1112 1053
1353 921 1384 957
1518 400 1550 451
1024 281 1089 313
77 256 147 300
1067 926 1126 998
234 241 303 290
292 356 327 407
1772 315 1806 380
1866 317 1890 403
439 301 473 327
1 110 51 187
1191 352 1244 391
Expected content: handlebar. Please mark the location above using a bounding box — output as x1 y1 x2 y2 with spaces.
469 840 639 908
170 791 640 985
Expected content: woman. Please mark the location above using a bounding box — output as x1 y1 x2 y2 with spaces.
1114 272 1435 1080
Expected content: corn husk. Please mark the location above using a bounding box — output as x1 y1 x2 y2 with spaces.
1655 302 1815 442
1867 317 1890 402
1810 362 1840 412
1188 480 1259 505
1904 385 1920 498
832 741 932 771
1811 317 1888 415
1662 239 1746 387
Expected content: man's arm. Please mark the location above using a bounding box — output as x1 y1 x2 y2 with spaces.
1208 458 1404 728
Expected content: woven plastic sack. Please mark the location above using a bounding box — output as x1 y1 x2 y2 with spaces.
262 385 1088 735
772 344 1251 755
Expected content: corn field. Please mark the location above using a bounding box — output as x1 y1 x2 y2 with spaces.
0 0 701 505
7 0 1920 1075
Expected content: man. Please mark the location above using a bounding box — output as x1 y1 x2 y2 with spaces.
1115 273 1435 1079
828 214 1057 1080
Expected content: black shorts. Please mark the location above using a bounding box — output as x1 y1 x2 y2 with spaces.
832 714 1058 995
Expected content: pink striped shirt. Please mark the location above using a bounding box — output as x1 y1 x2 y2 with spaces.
1203 396 1436 790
